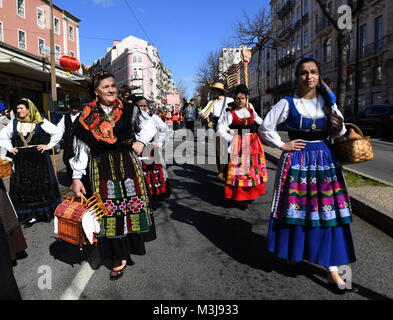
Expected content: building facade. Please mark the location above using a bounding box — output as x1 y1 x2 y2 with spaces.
0 0 86 112
90 35 177 107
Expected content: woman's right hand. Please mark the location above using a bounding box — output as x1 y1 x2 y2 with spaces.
280 139 306 152
10 148 18 155
71 179 86 198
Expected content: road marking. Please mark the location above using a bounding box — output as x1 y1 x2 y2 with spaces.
60 261 95 300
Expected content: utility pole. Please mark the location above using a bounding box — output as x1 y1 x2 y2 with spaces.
49 0 57 112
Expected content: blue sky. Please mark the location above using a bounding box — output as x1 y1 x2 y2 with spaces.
54 0 267 97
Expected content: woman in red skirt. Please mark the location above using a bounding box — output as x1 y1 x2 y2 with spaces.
217 84 268 209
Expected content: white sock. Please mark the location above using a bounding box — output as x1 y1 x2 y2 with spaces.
328 266 338 272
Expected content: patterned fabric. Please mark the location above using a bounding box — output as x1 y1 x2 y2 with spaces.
79 99 123 144
142 163 168 197
89 149 153 238
17 98 43 124
271 141 352 227
54 201 87 222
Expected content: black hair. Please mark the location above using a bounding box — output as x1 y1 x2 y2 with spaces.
15 99 29 109
134 96 148 104
233 84 249 97
295 56 321 78
88 70 115 100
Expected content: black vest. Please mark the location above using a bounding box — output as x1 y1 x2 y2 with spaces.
63 114 78 147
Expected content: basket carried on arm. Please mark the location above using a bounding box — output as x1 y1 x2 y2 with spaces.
54 192 109 246
0 158 12 178
333 123 374 164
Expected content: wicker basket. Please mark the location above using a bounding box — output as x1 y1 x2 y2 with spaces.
0 158 12 178
333 123 374 164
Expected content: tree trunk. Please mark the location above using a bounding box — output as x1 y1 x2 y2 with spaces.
256 44 262 117
336 32 350 114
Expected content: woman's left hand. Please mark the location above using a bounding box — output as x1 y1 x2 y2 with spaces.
132 141 145 156
330 113 343 131
37 145 50 153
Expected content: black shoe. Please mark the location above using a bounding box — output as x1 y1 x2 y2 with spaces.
109 265 126 281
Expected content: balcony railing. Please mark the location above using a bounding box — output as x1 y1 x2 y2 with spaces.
347 39 386 63
277 0 295 20
316 18 333 35
278 54 296 68
278 24 295 39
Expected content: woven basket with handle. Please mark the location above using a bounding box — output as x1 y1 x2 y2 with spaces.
333 123 374 164
0 158 12 178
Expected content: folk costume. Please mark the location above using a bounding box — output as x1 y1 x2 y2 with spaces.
70 98 157 262
57 110 80 183
0 179 27 261
218 103 268 201
259 85 356 268
139 111 171 200
0 99 62 224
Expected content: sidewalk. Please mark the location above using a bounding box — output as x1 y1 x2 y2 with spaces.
263 144 393 238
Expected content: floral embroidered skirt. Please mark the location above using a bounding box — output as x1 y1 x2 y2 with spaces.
88 150 156 260
225 133 268 201
266 141 356 267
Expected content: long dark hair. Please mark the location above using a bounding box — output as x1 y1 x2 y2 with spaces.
88 70 115 100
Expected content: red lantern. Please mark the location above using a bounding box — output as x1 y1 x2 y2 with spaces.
60 55 81 72
265 87 273 94
346 66 354 76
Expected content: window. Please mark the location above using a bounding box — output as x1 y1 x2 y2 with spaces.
138 56 142 63
54 17 60 35
69 25 74 41
133 68 137 78
324 37 332 62
359 24 367 55
18 29 26 50
133 55 137 63
17 0 25 18
304 30 309 46
37 7 44 27
38 38 45 55
297 36 301 51
373 66 383 85
55 44 61 61
297 7 301 21
292 39 295 54
375 16 383 49
0 22 3 42
304 0 309 15
360 70 368 87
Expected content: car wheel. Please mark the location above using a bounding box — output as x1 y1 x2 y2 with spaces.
375 126 384 138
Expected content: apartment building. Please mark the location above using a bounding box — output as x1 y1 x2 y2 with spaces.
0 0 86 112
90 35 177 107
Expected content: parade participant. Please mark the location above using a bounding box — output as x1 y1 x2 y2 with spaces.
0 104 10 157
0 216 21 300
70 71 157 281
217 84 268 208
200 82 234 180
172 105 180 131
135 96 171 203
184 98 198 138
0 178 27 262
259 56 356 293
57 102 81 184
0 99 62 227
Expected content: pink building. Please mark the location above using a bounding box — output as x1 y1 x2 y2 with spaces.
0 0 85 111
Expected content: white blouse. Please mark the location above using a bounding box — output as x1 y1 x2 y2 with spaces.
200 96 234 119
217 104 262 152
0 119 62 151
151 114 170 147
259 94 346 149
70 107 157 179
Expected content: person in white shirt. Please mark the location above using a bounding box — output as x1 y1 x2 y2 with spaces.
57 103 81 184
69 71 157 281
0 104 10 157
0 98 62 227
259 56 356 293
199 82 234 179
135 97 171 204
217 84 268 208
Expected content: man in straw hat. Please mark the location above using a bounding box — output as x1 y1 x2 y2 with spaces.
199 82 233 180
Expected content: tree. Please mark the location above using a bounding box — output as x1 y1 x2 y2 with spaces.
316 0 365 113
175 78 189 101
234 7 271 115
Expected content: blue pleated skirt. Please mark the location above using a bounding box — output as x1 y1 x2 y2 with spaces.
267 217 356 268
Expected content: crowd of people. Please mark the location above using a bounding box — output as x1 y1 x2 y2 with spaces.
0 56 357 298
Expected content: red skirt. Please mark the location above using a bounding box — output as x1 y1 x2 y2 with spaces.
225 183 266 201
142 163 168 197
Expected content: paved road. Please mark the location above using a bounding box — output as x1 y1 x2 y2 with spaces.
276 131 393 184
8 133 393 300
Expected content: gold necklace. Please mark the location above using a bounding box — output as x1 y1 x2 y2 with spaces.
18 123 35 147
299 97 319 130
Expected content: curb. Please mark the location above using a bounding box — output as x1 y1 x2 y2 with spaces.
263 145 393 238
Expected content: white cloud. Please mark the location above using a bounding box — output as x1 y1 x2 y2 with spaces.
92 0 115 7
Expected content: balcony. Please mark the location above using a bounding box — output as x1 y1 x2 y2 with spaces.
294 20 301 31
277 0 295 20
347 38 387 63
278 54 296 68
316 19 333 36
278 24 295 40
302 13 309 25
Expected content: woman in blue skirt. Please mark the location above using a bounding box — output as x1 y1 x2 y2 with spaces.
259 56 356 293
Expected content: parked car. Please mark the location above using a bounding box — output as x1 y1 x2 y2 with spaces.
345 104 393 138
